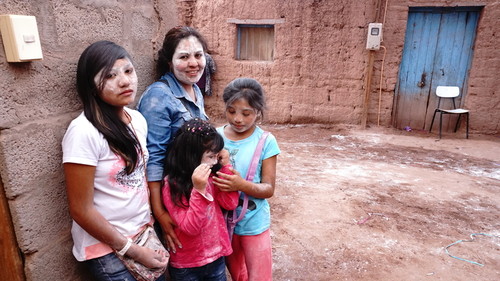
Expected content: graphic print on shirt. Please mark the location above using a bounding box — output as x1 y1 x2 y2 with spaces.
227 147 259 210
108 156 147 194
228 149 239 169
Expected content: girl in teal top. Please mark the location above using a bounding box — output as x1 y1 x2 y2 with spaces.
214 78 280 281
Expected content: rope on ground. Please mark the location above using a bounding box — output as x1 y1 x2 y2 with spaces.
444 233 500 266
356 212 388 225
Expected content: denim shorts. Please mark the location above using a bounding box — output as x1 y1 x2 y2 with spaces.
168 256 226 281
85 252 166 281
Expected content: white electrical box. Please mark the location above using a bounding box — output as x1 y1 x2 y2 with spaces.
0 15 43 62
366 23 383 50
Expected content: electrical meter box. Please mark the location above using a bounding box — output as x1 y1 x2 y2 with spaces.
366 23 383 50
0 15 43 62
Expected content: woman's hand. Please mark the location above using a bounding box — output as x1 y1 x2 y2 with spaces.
147 181 182 252
192 163 210 193
156 211 181 253
127 243 169 269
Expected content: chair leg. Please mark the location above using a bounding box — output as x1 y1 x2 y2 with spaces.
454 114 462 133
429 110 438 133
439 112 443 139
466 113 469 139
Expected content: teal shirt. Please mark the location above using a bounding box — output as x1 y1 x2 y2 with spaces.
217 126 281 235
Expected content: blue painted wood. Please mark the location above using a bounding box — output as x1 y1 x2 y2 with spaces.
394 7 480 131
395 12 440 129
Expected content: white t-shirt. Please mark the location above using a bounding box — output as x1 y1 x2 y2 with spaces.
62 108 151 261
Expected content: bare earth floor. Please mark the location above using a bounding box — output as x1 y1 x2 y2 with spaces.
264 124 499 281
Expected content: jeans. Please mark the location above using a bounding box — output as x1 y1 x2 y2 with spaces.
168 256 227 281
85 252 166 281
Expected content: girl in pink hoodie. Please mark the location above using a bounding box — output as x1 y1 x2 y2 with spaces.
161 118 238 280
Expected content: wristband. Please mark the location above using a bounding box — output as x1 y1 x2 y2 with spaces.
116 238 133 256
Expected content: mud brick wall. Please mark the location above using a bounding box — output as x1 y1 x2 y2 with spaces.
0 1 176 280
187 0 499 133
463 3 500 133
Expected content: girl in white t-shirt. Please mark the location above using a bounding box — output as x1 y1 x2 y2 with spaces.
62 41 168 281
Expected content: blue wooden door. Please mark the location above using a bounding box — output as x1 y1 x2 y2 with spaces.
394 7 480 131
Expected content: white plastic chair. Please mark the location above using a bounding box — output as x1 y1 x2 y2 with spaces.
429 86 469 139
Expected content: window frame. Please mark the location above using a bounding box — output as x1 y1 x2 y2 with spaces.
236 24 275 61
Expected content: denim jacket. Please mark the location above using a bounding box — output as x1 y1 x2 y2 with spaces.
137 72 208 181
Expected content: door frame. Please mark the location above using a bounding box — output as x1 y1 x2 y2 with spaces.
0 174 25 281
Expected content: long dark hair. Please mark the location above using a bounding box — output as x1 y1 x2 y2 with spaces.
156 26 208 78
164 118 224 207
76 40 141 174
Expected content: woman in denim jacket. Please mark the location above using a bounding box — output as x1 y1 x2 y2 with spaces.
137 26 209 251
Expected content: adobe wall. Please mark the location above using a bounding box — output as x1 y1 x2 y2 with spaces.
0 1 177 280
187 0 499 133
463 2 500 133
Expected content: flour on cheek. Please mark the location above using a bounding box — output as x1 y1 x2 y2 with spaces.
172 36 206 85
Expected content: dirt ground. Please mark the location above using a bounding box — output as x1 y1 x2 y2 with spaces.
264 124 499 281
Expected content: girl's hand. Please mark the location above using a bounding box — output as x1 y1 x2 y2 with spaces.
192 163 210 193
127 243 169 269
218 149 230 166
213 167 246 192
